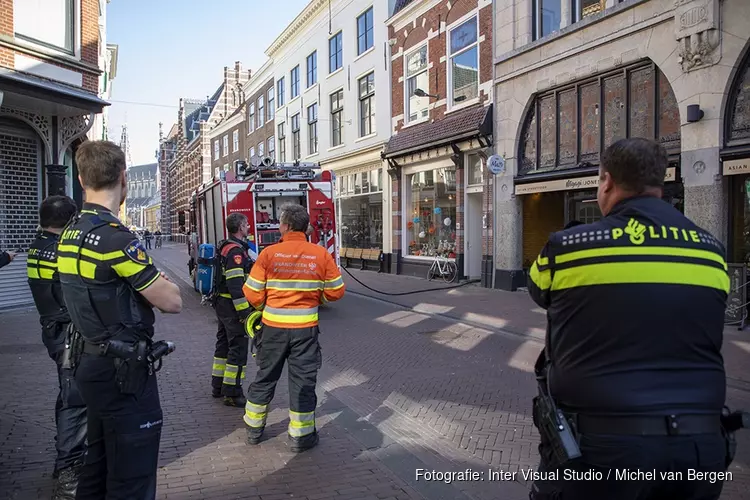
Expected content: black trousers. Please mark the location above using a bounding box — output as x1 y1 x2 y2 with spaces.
245 325 321 438
42 321 87 472
74 354 163 500
212 298 249 397
531 432 728 500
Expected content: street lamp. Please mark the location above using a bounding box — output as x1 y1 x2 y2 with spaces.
413 88 440 99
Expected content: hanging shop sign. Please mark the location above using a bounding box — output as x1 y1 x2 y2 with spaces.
722 158 750 176
514 167 676 195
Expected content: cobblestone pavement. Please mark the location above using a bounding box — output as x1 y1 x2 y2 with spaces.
0 243 748 500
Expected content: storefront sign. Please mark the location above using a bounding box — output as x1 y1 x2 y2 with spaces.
515 167 676 195
722 158 750 176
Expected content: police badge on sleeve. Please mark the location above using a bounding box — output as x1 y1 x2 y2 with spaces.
125 239 152 265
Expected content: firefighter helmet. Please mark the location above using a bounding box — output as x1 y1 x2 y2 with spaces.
245 310 263 338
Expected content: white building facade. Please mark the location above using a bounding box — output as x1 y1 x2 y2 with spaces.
266 0 394 260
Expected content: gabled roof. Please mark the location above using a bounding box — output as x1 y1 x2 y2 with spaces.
183 85 223 140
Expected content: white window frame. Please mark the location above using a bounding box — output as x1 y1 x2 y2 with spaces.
277 77 285 107
267 87 275 117
249 146 255 161
330 88 344 147
358 72 375 138
356 5 374 56
257 95 265 128
532 0 563 41
307 102 318 155
267 136 275 159
213 140 220 160
277 123 286 162
291 113 301 160
446 12 480 111
258 141 264 157
13 0 80 57
307 51 317 88
404 43 429 125
291 66 300 99
248 102 256 134
232 130 239 153
222 135 229 157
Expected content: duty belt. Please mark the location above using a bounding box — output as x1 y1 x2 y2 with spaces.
569 413 721 436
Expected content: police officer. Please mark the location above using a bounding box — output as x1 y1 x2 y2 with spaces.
242 203 345 452
57 140 182 499
27 195 86 499
527 137 730 500
212 212 253 407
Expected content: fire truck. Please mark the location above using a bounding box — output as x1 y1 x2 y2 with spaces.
188 157 338 293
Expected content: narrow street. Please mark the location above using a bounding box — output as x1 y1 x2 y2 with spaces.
0 243 748 500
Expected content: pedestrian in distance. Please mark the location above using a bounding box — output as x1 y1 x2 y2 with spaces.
241 203 345 452
527 137 733 500
27 195 86 500
57 140 182 500
211 212 254 407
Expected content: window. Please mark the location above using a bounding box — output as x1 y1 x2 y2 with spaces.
357 7 374 55
330 89 344 147
358 72 375 137
572 0 605 23
14 0 75 54
267 87 275 117
258 141 264 157
467 153 484 185
307 51 317 88
214 140 220 160
336 167 384 250
232 130 239 152
222 135 229 157
248 103 256 133
249 146 255 160
307 103 318 155
532 0 561 40
291 113 301 160
448 17 479 106
291 66 300 99
329 31 343 73
405 168 457 258
277 77 285 108
405 45 429 122
257 96 265 127
278 124 286 162
267 136 275 159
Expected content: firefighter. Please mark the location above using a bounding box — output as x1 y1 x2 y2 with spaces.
242 203 345 452
528 138 730 500
57 140 182 499
27 195 86 500
212 212 253 407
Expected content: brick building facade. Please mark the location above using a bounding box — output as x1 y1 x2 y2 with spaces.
383 0 494 285
0 0 110 309
208 106 246 177
243 61 274 166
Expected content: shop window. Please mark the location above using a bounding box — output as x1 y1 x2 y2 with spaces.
467 154 484 185
449 17 479 107
519 61 680 176
337 167 383 250
730 176 750 265
405 167 457 258
405 45 429 123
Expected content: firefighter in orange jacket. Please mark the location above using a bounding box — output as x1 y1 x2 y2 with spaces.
242 203 345 452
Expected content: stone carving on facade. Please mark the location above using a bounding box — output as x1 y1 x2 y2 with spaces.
0 106 54 163
58 114 94 162
674 0 721 73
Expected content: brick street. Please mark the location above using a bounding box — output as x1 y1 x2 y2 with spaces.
0 242 748 500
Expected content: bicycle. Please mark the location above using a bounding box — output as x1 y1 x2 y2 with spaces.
427 253 457 283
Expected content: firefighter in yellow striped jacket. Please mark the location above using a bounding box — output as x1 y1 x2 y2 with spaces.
242 203 345 453
211 213 254 407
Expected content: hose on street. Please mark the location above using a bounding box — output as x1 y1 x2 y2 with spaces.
340 265 480 296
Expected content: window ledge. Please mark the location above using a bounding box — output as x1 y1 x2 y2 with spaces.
494 0 650 66
305 82 319 94
288 96 301 106
328 67 344 79
328 144 346 152
306 152 320 159
354 46 375 63
355 133 377 144
445 97 480 115
0 35 101 75
401 117 429 130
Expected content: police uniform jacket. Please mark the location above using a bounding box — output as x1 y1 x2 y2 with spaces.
528 195 729 417
27 231 69 325
57 203 161 344
216 237 253 320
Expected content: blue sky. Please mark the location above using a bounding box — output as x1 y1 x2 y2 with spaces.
107 0 311 166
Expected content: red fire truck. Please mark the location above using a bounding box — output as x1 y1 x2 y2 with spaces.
188 158 338 292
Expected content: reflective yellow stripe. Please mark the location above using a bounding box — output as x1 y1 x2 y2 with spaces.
226 268 245 279
324 276 344 289
57 256 96 279
245 277 266 291
58 245 123 261
219 292 232 298
112 260 146 278
537 256 549 267
262 306 318 325
529 261 551 291
267 279 323 291
556 246 728 270
27 258 57 268
212 357 227 377
27 267 55 279
551 262 730 293
288 410 315 437
233 298 250 311
222 364 245 385
244 401 268 428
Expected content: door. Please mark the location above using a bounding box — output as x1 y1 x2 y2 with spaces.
465 192 483 279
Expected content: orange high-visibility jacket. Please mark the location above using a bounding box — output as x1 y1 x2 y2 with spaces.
242 232 345 328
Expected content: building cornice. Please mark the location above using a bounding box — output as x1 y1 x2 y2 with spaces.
388 0 441 30
265 0 328 58
209 110 245 138
243 59 274 97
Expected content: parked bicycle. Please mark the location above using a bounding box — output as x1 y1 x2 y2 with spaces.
427 253 457 283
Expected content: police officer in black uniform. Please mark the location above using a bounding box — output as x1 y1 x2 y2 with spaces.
211 212 253 407
527 137 731 500
27 195 86 499
57 140 182 499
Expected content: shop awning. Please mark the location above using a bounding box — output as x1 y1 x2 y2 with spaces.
383 104 492 158
0 68 109 117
